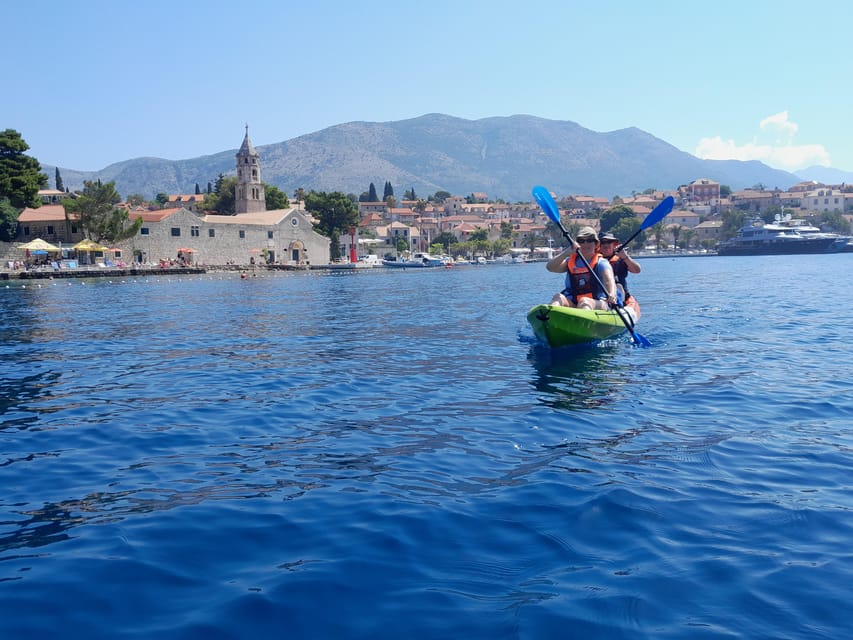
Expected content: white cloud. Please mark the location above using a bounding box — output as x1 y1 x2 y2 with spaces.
695 111 830 170
760 110 798 139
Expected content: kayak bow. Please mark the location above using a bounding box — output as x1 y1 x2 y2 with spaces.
527 299 641 348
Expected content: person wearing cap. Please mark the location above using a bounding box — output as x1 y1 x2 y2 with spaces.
545 226 617 310
599 232 641 304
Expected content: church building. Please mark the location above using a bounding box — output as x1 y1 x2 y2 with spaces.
120 127 331 266
235 125 266 214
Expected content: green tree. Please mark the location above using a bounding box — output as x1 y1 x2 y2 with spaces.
126 193 147 207
294 188 306 202
500 221 515 239
0 129 47 209
203 176 237 214
155 192 169 208
367 182 378 202
720 209 747 239
383 181 394 200
433 231 457 252
304 191 359 262
670 225 681 250
55 167 64 192
817 210 851 234
469 228 488 242
404 187 416 200
63 180 142 243
396 237 409 254
491 238 511 257
431 190 451 203
720 184 732 197
194 183 201 195
0 197 19 241
265 185 290 210
610 217 641 246
599 204 636 234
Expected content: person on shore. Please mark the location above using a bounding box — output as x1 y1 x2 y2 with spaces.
599 232 641 303
546 226 617 310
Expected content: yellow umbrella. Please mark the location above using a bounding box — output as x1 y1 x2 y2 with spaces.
19 238 61 252
72 238 109 251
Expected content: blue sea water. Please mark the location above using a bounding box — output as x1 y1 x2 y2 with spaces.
1 255 852 639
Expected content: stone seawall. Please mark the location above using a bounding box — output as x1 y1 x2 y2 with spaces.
1 267 207 281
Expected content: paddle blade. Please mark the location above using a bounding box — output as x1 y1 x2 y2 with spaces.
532 186 562 226
639 195 675 231
631 331 652 347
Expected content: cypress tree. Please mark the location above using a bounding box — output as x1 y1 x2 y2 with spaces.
55 167 64 191
383 181 394 199
367 182 378 201
195 183 201 194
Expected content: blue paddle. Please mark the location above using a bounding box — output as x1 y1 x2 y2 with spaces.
615 195 675 252
532 185 655 347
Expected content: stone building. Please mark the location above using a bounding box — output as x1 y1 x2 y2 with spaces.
120 128 330 265
235 126 265 214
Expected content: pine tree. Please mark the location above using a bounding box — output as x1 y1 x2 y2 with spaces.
55 167 64 192
0 129 48 209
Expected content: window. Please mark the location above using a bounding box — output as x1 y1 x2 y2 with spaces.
24 226 30 236
140 227 150 235
71 225 78 234
208 228 215 238
191 225 200 237
239 230 245 239
267 231 274 239
171 228 181 237
47 225 54 234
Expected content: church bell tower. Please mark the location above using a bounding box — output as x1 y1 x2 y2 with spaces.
235 124 265 214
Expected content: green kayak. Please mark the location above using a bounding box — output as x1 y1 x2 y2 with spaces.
527 300 641 348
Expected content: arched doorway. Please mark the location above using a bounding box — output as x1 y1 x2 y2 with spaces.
288 240 305 264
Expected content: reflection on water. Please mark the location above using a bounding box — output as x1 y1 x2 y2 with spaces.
526 342 629 410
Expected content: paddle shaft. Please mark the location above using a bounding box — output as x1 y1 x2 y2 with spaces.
616 195 675 252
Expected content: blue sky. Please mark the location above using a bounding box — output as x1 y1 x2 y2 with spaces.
6 0 853 174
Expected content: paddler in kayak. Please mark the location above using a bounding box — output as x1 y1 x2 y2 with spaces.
546 226 617 311
598 232 641 304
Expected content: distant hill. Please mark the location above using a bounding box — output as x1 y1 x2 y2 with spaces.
795 165 853 186
41 114 804 202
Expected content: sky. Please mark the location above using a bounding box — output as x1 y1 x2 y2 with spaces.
6 0 853 174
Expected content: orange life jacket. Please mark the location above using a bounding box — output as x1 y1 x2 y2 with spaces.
564 252 607 301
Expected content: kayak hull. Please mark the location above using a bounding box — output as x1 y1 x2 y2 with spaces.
526 301 641 348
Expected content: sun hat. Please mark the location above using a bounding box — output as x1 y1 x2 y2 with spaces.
599 232 618 242
576 226 598 241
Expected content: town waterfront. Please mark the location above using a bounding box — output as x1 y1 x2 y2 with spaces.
2 256 852 638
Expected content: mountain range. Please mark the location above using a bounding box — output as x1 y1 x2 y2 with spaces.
40 114 853 203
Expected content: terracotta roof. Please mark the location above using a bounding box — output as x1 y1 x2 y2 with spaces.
128 207 184 222
201 208 293 225
17 205 74 222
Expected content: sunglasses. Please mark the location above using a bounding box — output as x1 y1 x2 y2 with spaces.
577 238 597 244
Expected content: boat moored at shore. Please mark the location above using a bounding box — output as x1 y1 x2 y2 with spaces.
382 252 445 268
716 217 844 256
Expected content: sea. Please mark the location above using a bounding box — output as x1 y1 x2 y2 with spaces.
2 254 852 639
